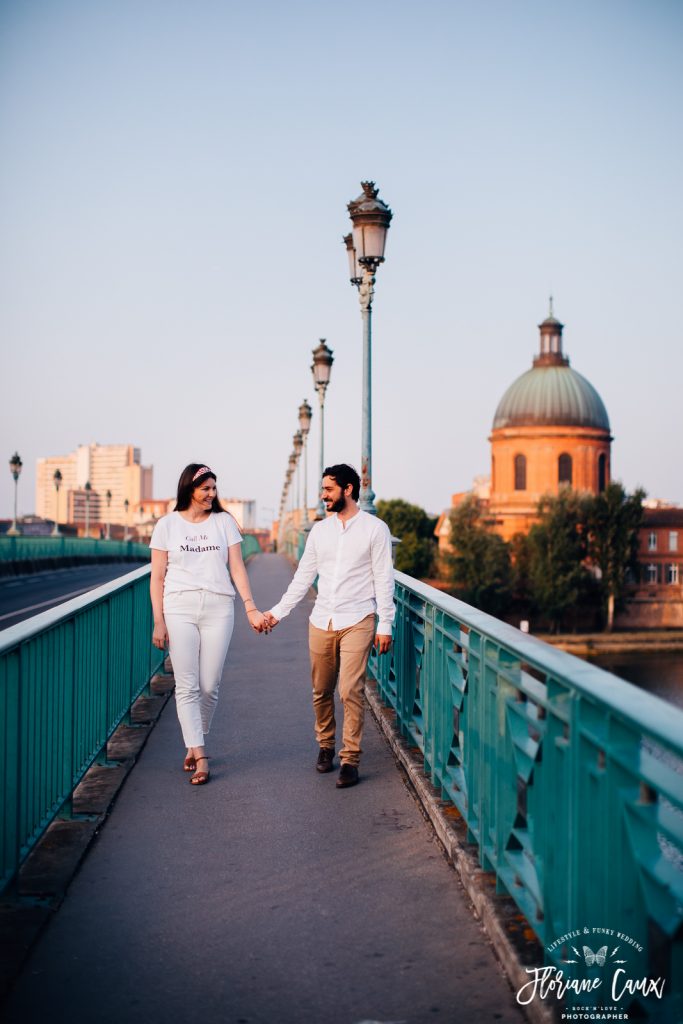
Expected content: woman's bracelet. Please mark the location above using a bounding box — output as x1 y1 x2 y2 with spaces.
246 607 259 615
244 599 256 608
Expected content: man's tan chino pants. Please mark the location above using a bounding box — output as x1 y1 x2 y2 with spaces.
308 613 376 767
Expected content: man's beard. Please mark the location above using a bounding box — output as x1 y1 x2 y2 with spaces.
327 494 346 513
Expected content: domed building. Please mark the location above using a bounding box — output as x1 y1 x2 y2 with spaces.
488 305 612 540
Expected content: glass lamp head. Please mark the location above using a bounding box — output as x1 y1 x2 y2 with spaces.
347 181 392 266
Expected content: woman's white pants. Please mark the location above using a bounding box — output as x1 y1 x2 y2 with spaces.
163 590 235 749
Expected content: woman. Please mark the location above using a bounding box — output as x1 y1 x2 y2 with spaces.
150 464 266 785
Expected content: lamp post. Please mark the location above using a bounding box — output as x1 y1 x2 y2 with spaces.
287 455 297 514
105 489 112 539
298 399 312 525
311 339 334 517
292 430 303 521
84 481 92 539
7 452 23 536
124 498 130 542
345 180 393 514
52 469 62 536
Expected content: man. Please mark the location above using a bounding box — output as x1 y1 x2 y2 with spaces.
265 464 394 789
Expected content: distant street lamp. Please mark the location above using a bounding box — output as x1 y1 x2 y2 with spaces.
105 489 112 539
52 469 62 536
298 399 312 526
293 430 303 517
345 180 393 514
84 481 92 539
287 454 297 513
7 452 23 536
124 498 130 542
311 339 334 517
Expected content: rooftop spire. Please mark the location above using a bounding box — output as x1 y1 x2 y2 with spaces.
534 304 569 367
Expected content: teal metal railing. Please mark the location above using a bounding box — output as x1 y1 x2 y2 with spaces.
368 571 683 1019
0 533 263 891
0 566 163 891
0 536 151 563
241 533 263 561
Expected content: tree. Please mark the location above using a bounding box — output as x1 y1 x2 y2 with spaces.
585 482 645 632
376 498 437 578
526 490 591 632
447 496 512 614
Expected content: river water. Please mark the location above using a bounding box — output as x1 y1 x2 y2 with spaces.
587 651 683 711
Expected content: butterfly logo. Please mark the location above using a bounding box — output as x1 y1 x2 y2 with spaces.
565 944 626 966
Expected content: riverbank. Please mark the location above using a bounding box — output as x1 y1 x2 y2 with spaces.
534 630 683 655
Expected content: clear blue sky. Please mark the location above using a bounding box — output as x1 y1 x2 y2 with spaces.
1 0 681 524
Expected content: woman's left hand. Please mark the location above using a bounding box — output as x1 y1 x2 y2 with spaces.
247 609 269 633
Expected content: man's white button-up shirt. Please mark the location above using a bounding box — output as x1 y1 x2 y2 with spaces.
270 510 395 634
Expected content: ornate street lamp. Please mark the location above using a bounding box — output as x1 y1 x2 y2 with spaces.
84 481 92 539
7 452 23 536
52 469 62 536
124 498 130 542
345 180 393 514
311 339 334 517
287 453 297 512
298 399 312 526
293 430 303 517
105 489 112 539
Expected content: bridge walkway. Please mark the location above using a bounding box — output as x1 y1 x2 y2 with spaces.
4 554 524 1024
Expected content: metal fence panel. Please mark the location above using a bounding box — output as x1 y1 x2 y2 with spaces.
366 571 683 1020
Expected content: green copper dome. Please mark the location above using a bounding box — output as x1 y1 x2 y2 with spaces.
492 364 611 431
492 306 611 432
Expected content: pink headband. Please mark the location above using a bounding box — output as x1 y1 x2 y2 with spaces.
192 466 213 481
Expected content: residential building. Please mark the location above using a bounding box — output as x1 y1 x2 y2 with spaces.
36 444 153 526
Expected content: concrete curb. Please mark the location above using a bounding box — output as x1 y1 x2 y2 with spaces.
365 678 555 1024
0 670 175 1005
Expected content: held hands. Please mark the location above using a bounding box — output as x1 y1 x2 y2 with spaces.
246 608 269 633
246 608 280 634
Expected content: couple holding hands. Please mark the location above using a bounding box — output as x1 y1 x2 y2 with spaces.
150 462 395 789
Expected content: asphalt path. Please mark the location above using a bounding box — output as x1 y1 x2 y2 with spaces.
0 562 148 630
4 554 524 1024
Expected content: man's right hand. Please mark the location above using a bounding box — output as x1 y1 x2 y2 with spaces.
263 611 279 629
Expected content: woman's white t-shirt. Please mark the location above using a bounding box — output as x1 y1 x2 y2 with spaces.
150 511 243 597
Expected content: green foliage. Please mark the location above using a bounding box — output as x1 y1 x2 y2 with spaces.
447 496 512 614
526 490 591 632
585 482 645 630
376 498 437 578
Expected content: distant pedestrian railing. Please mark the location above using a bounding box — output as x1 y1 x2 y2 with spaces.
367 571 683 1020
241 533 263 561
0 536 151 565
0 534 262 891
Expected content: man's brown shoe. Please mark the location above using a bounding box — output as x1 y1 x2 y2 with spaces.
336 763 359 788
316 747 335 773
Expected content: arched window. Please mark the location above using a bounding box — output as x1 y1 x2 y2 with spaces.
491 455 496 491
514 454 527 491
598 453 606 493
558 453 573 486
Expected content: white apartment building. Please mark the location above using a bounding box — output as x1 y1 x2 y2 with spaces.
220 498 256 530
36 444 153 526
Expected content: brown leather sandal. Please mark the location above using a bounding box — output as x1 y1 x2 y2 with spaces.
183 751 197 772
190 756 210 785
